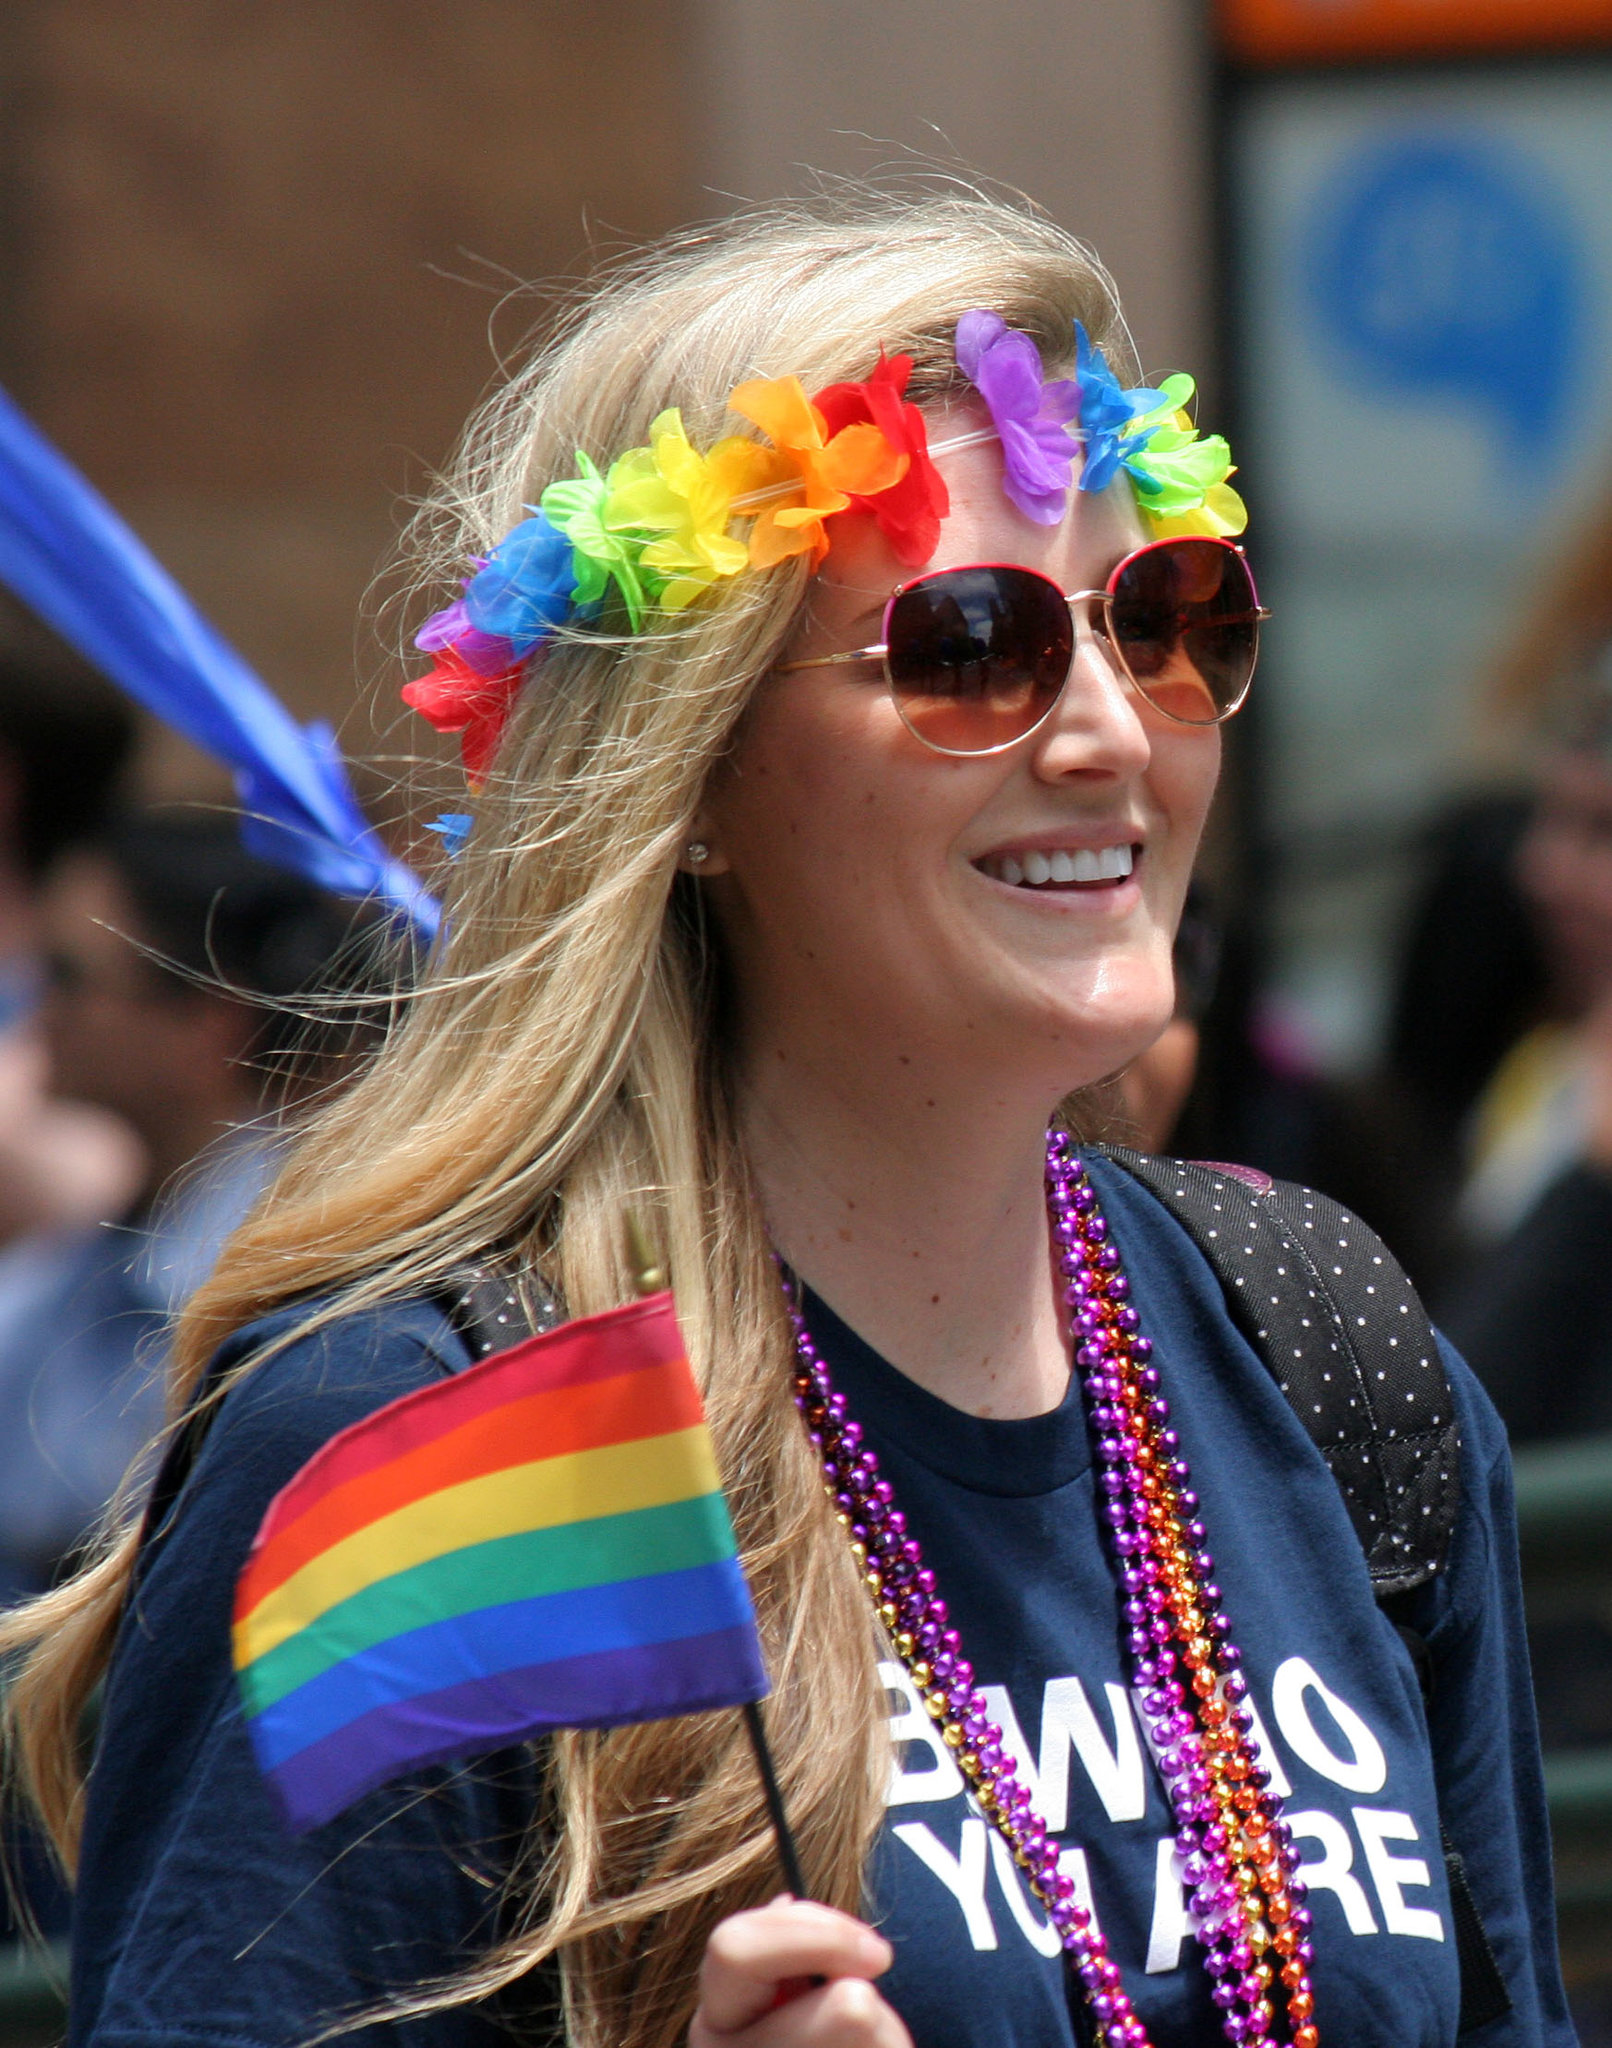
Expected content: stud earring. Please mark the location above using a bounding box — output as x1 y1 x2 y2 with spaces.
685 841 710 866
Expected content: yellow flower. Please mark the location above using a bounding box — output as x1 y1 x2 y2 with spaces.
604 409 774 610
726 376 906 568
1141 482 1249 540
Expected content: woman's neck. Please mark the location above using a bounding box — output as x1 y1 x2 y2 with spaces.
740 1047 1073 1420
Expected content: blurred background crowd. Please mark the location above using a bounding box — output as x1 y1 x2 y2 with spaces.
0 0 1610 2032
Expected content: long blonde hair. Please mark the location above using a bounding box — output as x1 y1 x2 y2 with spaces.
2 189 1134 2048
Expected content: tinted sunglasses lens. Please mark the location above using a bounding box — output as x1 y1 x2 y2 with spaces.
886 565 1072 753
1107 539 1259 723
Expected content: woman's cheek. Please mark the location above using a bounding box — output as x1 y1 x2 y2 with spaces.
1152 731 1221 900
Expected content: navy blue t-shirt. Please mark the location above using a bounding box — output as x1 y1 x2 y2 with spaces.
68 1160 1573 2047
828 1157 1571 2048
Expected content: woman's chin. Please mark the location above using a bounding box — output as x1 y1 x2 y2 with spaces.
1015 965 1178 1082
978 1019 1178 1121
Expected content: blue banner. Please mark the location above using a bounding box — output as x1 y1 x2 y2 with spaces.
0 383 436 936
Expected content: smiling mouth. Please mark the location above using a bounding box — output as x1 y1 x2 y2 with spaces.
975 844 1139 890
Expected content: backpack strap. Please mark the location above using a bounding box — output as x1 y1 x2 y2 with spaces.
1394 1627 1514 2033
1097 1147 1511 2029
1096 1146 1460 1596
440 1262 564 1361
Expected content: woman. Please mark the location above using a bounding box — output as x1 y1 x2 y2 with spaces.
2 193 1569 2048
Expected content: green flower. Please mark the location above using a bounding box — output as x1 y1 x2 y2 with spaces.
1123 376 1247 538
539 453 653 629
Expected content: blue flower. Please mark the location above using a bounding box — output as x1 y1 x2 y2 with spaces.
1073 324 1169 496
462 512 577 657
425 812 474 858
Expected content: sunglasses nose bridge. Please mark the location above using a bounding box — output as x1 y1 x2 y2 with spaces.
1060 587 1112 649
1061 587 1131 694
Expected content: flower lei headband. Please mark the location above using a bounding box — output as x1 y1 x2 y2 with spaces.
404 314 1246 787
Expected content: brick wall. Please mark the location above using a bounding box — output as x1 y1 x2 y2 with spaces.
0 0 699 795
0 0 1207 810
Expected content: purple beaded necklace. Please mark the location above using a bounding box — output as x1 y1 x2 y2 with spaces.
785 1131 1319 2048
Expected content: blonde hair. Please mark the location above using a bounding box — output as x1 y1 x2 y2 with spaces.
2 188 1133 2048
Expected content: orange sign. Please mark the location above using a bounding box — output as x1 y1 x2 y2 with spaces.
1221 0 1612 63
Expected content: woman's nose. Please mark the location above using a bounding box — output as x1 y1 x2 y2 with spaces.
1029 611 1153 782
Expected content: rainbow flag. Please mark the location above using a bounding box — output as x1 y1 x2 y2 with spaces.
234 1293 767 1832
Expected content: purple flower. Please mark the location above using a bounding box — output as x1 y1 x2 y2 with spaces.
412 597 515 677
955 310 1081 524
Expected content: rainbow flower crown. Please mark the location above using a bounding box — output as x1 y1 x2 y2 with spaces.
404 314 1245 784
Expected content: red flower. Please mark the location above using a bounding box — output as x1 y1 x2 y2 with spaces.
813 352 949 567
401 646 526 784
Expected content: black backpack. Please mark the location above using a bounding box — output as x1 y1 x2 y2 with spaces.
1097 1150 1462 1597
455 1150 1465 1593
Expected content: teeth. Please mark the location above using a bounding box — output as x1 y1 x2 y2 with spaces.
982 843 1137 887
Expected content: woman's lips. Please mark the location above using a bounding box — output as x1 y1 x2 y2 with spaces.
975 843 1139 890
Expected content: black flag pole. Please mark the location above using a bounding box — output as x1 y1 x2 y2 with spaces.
624 1214 812 1901
742 1698 810 1899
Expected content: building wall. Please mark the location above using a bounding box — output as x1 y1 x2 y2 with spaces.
0 0 1208 800
696 0 1211 384
0 0 702 797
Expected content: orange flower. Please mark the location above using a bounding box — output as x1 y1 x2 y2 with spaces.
813 352 949 568
727 375 907 568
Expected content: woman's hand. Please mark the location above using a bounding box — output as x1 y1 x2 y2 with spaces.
689 1898 912 2048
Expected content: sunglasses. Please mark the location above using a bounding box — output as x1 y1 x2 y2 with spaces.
776 536 1267 756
